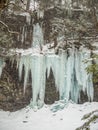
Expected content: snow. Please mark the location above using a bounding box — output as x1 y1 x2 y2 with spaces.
90 119 98 130
29 0 39 11
0 102 98 130
37 9 44 19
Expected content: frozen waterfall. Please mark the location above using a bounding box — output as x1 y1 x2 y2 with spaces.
0 21 94 110
17 46 94 109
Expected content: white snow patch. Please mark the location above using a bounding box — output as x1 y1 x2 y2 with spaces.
0 102 98 130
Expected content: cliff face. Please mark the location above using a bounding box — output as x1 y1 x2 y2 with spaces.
1 13 33 48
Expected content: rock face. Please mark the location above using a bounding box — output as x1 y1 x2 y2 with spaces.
45 69 59 104
0 59 32 111
1 12 33 49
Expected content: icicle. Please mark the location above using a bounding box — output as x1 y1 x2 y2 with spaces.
80 48 94 101
23 55 31 93
30 54 46 108
74 48 82 86
0 58 5 78
18 56 24 81
32 23 44 48
21 26 25 44
79 49 88 92
49 54 60 92
45 55 53 78
57 50 67 100
65 48 74 100
17 54 46 108
18 55 31 92
37 55 46 108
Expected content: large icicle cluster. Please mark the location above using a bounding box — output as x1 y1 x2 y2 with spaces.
0 23 94 110
17 46 94 109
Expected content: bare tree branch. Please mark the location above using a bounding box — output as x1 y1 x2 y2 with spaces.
0 20 19 34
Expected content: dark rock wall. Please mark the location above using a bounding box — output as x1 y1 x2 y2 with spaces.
0 59 32 111
1 13 33 48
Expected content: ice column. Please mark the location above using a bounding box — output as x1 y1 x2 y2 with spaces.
79 47 94 101
32 23 44 48
30 54 46 108
18 54 46 108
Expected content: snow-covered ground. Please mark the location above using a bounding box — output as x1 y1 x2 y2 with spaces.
0 102 98 130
